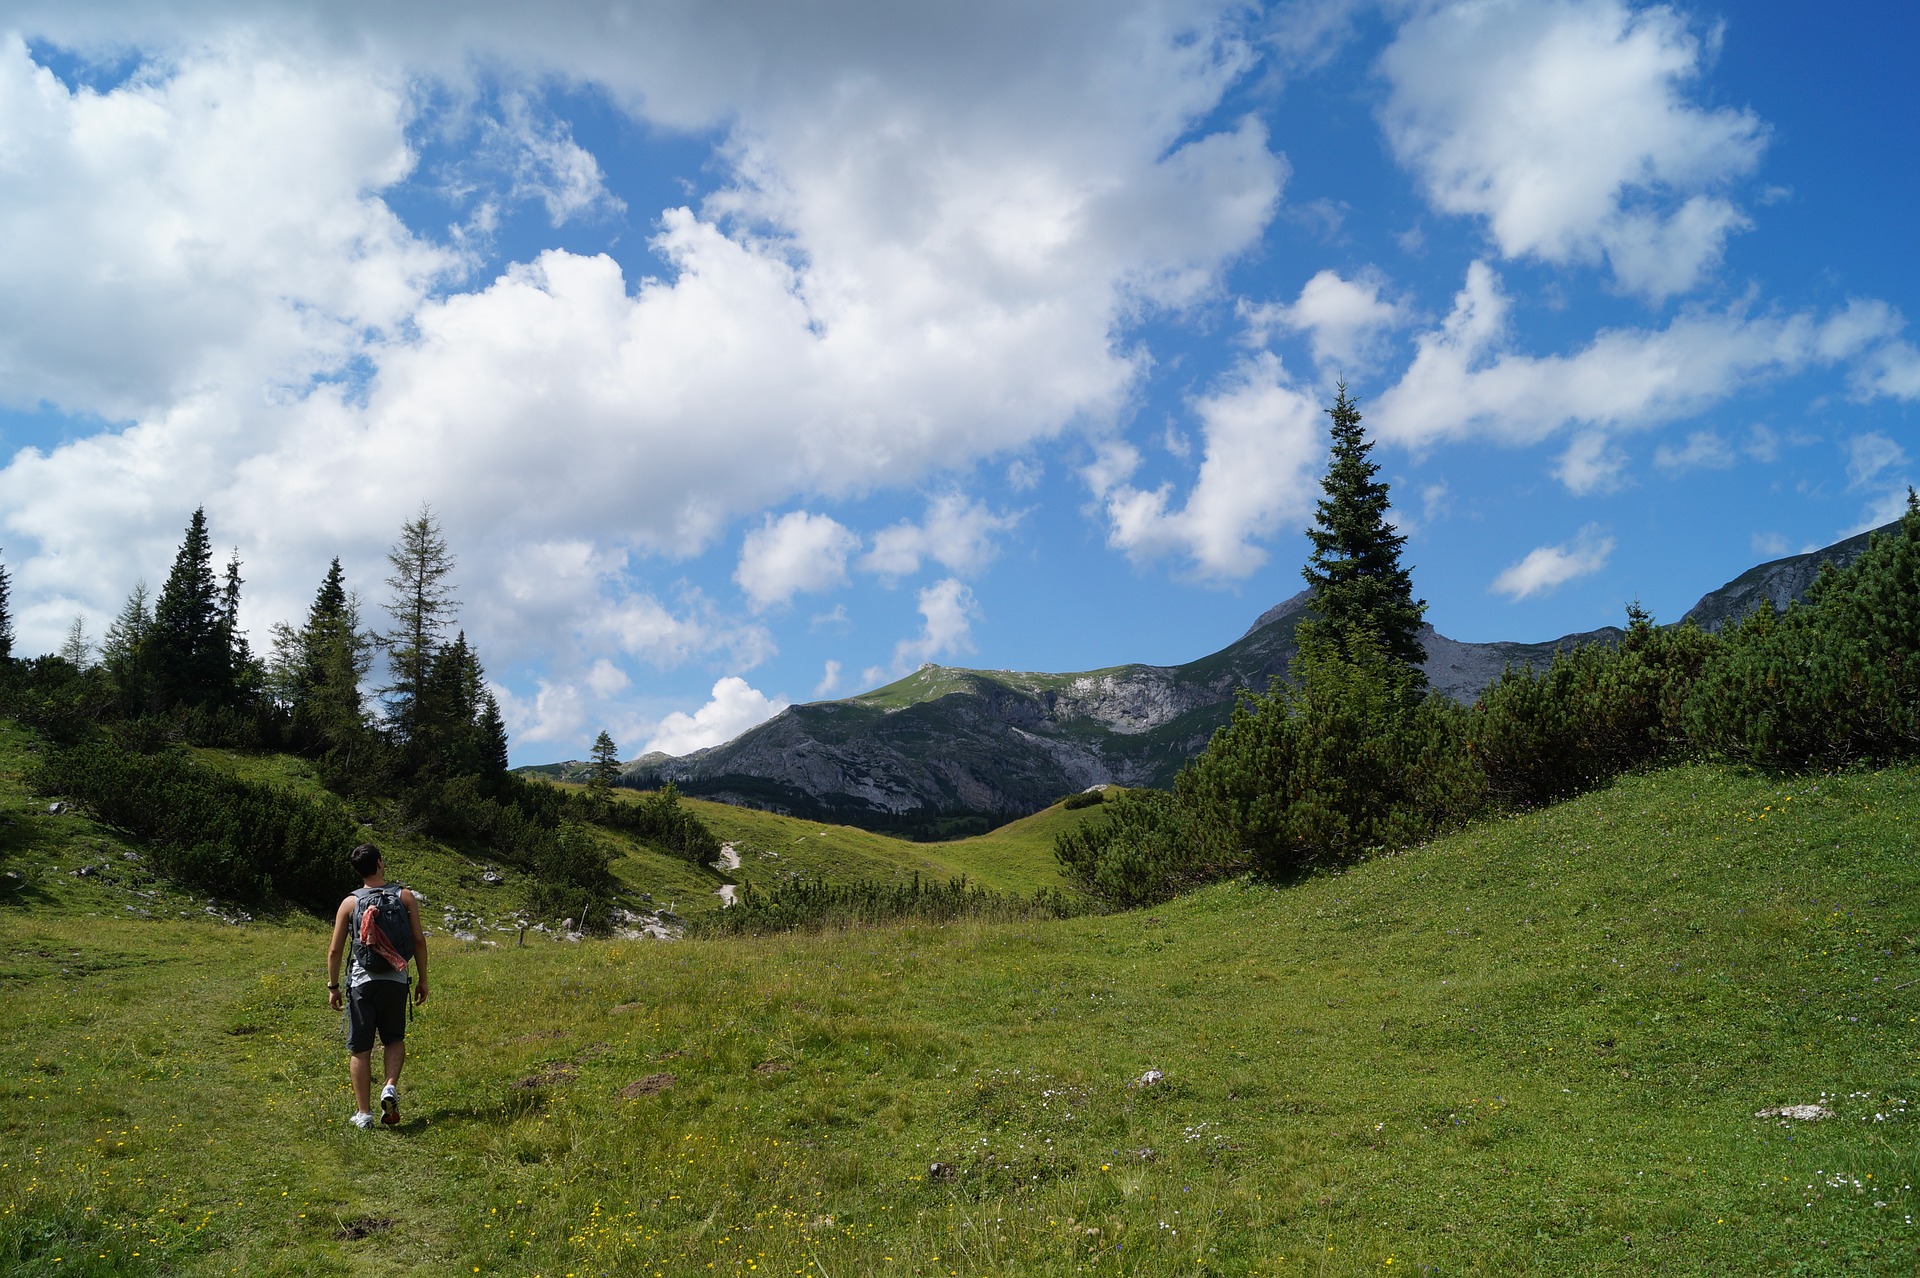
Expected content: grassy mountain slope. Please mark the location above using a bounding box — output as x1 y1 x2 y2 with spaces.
6 741 1916 1274
681 791 1092 897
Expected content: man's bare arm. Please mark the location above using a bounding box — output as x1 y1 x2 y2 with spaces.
325 896 353 1010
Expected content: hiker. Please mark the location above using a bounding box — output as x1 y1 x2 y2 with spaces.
325 842 429 1129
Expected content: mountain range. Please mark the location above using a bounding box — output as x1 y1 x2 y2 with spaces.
525 521 1892 838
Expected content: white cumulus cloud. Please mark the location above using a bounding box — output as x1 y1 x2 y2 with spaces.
1554 432 1629 496
0 34 451 423
1378 0 1767 298
1369 261 1897 476
1098 352 1324 579
1490 523 1615 599
643 676 789 757
1653 429 1737 473
860 494 1020 581
891 577 979 670
734 510 861 611
1845 432 1908 491
1243 268 1403 372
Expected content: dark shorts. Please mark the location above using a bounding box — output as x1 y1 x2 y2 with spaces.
345 980 408 1053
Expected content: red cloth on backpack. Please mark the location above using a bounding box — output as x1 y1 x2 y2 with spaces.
359 893 409 971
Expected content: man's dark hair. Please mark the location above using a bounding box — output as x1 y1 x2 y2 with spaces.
349 843 382 878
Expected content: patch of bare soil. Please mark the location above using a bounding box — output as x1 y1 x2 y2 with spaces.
619 1072 677 1098
336 1217 395 1241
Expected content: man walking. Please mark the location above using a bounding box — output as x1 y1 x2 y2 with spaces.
326 843 429 1128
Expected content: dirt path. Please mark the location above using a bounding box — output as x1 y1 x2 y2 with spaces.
713 842 740 907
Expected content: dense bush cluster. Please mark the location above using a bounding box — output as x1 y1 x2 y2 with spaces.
29 742 358 909
1058 498 1920 907
589 783 722 866
1469 605 1714 807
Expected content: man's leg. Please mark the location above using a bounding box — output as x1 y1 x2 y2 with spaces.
349 1050 373 1114
382 1039 405 1089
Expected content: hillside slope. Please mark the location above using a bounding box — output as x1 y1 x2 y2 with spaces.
622 521 1894 834
5 760 1915 1274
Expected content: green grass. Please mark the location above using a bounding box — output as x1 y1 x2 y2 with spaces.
678 795 1082 897
4 738 1918 1274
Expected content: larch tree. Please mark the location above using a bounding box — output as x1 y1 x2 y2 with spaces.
59 616 93 669
1298 384 1428 688
102 581 153 712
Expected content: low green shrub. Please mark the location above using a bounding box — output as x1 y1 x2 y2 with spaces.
28 740 358 908
522 821 617 934
1471 607 1716 806
592 782 721 865
1686 500 1920 767
0 657 115 745
1052 786 1221 907
1060 788 1106 810
1178 643 1484 879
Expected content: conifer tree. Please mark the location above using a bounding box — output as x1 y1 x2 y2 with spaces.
380 507 458 747
588 730 621 800
102 582 153 711
1299 385 1427 685
422 632 487 772
270 558 371 745
149 508 232 707
59 616 92 669
218 550 263 701
0 552 13 663
477 691 510 786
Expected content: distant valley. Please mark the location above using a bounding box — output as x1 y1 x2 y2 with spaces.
525 521 1890 838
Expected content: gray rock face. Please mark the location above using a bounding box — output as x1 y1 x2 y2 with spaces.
618 523 1894 836
1680 523 1886 631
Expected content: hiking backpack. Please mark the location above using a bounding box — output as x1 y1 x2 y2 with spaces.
352 885 416 974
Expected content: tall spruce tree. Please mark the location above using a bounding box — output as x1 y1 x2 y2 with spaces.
588 730 621 800
0 552 13 662
149 508 233 707
218 550 263 701
477 691 510 788
270 558 371 747
421 632 486 772
381 507 458 748
1299 385 1427 685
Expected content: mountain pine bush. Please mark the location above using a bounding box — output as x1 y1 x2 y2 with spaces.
29 741 357 907
1178 642 1483 878
1471 606 1717 806
1686 495 1920 766
1052 785 1223 907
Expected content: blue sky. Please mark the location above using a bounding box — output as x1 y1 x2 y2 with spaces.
0 1 1913 764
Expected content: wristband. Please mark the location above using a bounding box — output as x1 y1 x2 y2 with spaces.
327 983 340 990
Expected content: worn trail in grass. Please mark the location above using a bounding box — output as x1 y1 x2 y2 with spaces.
4 763 1918 1275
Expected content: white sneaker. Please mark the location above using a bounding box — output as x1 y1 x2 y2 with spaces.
380 1084 399 1125
349 1111 375 1129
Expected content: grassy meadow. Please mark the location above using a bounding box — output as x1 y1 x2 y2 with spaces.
3 728 1918 1274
